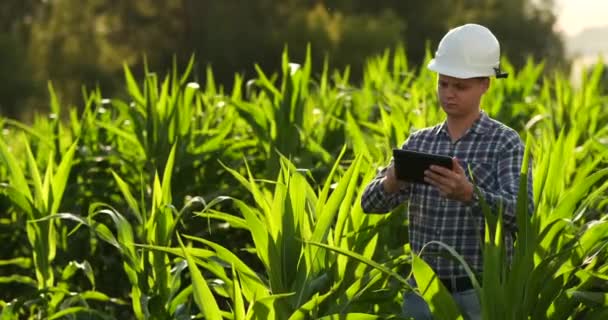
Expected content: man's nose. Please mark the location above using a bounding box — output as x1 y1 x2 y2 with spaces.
443 86 455 98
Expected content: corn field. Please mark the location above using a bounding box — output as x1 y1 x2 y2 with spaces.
1 47 607 319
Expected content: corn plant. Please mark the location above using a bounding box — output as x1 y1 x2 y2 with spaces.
134 150 411 319
0 135 122 319
96 57 254 211
1 45 608 319
232 46 322 177
98 144 195 319
35 143 208 319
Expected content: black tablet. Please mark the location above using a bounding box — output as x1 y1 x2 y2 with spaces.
392 149 453 184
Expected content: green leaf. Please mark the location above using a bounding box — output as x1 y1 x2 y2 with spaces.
316 146 347 216
178 235 223 320
289 281 343 320
315 314 381 320
161 143 177 206
0 135 33 208
23 137 46 213
552 168 608 223
80 290 126 304
233 266 246 320
0 184 34 218
569 290 608 307
61 260 95 288
306 240 409 286
124 63 145 106
412 255 463 320
0 275 37 286
0 302 16 320
47 81 61 116
246 292 295 320
50 141 78 214
183 234 269 302
203 195 271 271
169 286 193 315
312 155 361 244
0 257 31 269
47 307 112 320
111 170 143 225
195 210 249 230
89 205 139 270
95 120 145 154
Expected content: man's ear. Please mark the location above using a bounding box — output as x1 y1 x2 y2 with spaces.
480 77 490 93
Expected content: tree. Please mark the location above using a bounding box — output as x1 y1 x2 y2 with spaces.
0 0 568 119
327 0 566 70
0 0 40 119
27 0 187 111
0 34 37 119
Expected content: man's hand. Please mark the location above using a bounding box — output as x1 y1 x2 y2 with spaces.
382 164 406 194
424 158 474 203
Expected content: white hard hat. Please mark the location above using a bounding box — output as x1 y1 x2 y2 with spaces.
427 23 508 79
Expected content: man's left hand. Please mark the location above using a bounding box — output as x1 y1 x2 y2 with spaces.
424 158 474 203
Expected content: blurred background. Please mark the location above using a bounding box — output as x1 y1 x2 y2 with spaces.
0 0 605 121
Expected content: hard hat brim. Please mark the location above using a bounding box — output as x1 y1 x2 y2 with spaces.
427 59 494 79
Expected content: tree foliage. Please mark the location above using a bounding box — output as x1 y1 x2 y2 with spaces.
0 0 566 119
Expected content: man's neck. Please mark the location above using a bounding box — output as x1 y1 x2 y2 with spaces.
446 110 481 142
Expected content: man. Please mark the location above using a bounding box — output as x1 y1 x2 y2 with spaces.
360 24 534 319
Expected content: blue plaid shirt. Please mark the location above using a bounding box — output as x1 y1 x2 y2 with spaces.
361 111 534 278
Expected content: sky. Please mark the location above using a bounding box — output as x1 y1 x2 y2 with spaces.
554 0 608 36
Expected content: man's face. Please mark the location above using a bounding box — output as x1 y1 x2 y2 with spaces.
437 74 489 118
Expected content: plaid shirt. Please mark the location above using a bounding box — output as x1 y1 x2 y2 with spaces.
361 111 534 278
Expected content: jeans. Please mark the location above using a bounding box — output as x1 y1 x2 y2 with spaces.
402 289 481 320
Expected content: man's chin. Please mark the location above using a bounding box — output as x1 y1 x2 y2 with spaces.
442 106 478 118
442 106 462 116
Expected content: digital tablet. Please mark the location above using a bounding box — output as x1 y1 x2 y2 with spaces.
392 149 453 184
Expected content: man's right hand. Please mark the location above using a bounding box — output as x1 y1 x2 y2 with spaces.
382 164 405 193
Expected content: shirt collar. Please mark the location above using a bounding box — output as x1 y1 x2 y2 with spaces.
436 111 491 137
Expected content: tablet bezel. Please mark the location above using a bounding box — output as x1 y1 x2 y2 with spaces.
392 149 454 184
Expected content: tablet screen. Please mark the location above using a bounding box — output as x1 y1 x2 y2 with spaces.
392 149 453 184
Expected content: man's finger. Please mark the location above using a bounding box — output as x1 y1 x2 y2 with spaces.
425 170 458 194
453 158 464 172
424 174 442 188
424 176 447 193
425 169 449 185
429 165 453 176
425 175 456 199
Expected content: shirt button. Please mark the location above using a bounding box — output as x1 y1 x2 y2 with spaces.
436 230 441 236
